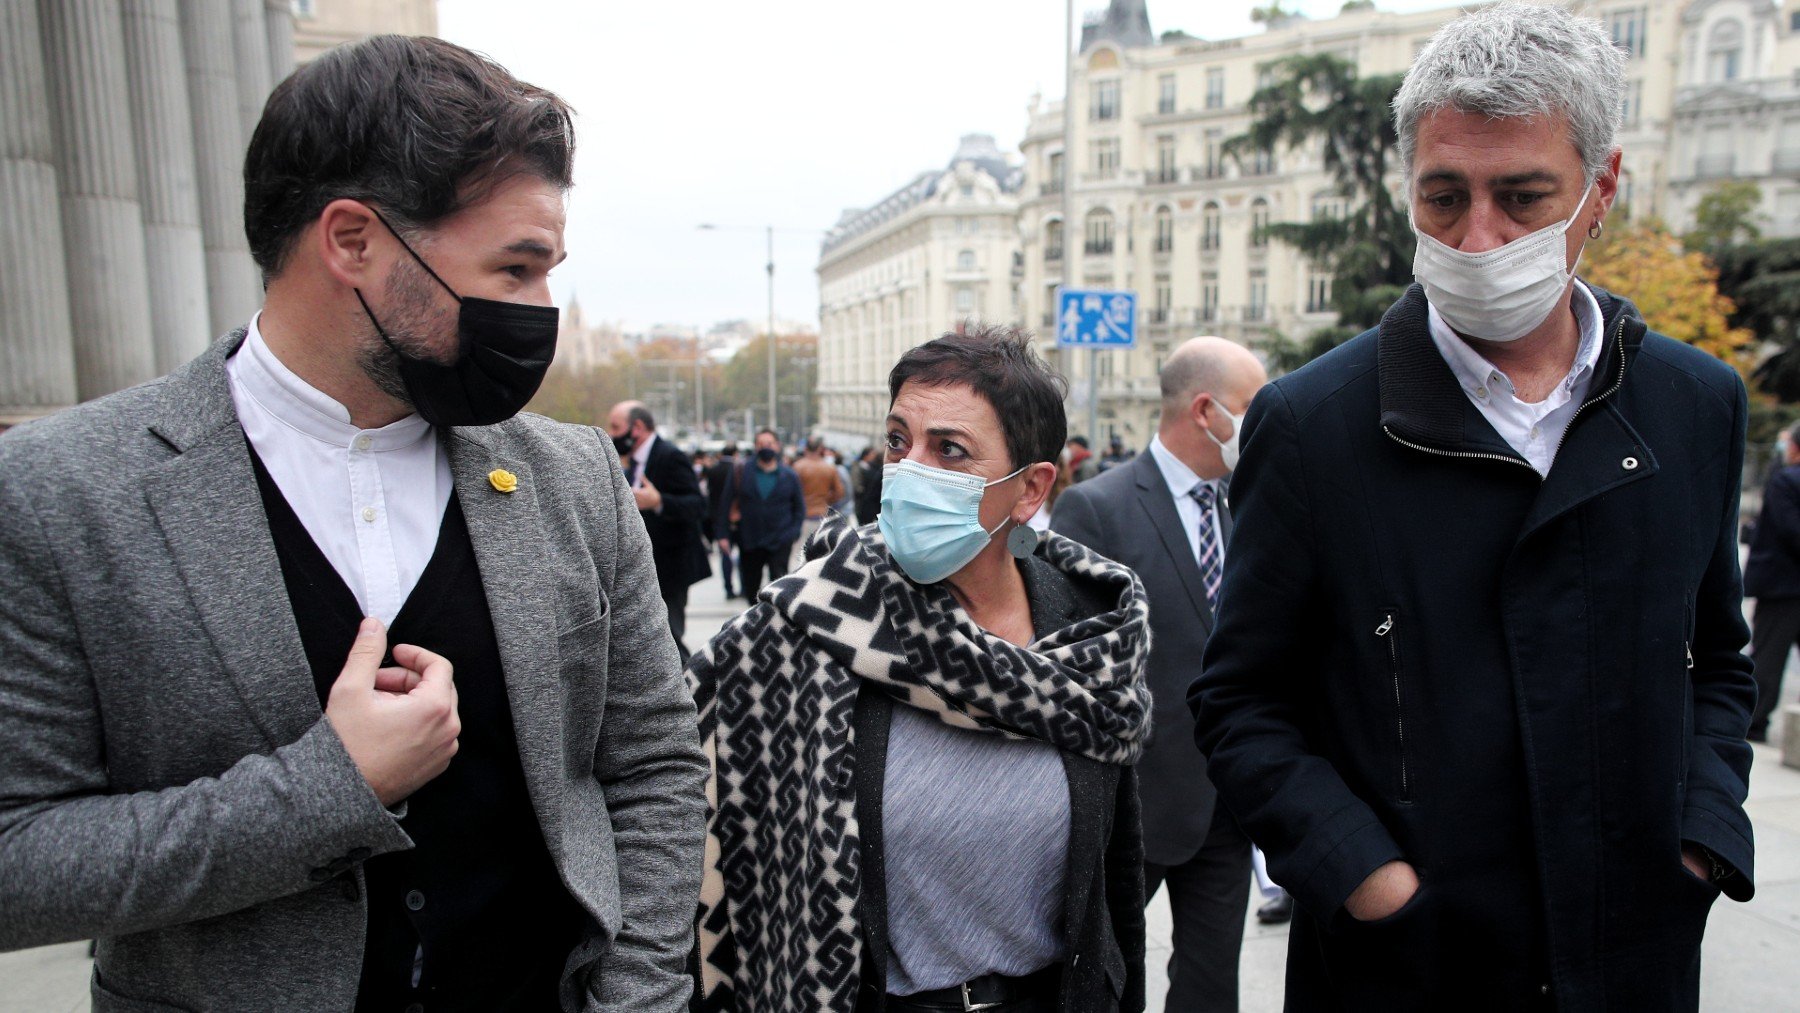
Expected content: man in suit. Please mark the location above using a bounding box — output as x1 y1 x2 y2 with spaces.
1053 336 1267 1012
1745 421 1800 742
705 443 741 598
0 37 706 1012
607 401 711 659
717 428 806 600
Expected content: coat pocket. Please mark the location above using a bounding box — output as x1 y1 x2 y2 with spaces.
1375 608 1412 804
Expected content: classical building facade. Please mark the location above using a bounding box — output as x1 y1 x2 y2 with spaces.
0 0 438 428
815 134 1024 450
293 0 437 65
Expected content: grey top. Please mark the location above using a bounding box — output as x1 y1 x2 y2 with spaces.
882 702 1071 994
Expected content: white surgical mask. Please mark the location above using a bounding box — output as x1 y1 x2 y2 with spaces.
1411 186 1594 343
1205 403 1246 472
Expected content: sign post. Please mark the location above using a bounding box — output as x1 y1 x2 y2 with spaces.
1055 288 1138 447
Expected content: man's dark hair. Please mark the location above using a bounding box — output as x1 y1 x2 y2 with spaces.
721 443 738 457
628 405 656 432
888 323 1068 470
756 428 780 443
243 35 575 278
1067 435 1089 449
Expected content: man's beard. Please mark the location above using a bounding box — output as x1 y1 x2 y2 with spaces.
357 257 457 406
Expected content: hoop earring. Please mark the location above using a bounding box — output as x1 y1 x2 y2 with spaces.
1588 222 1603 240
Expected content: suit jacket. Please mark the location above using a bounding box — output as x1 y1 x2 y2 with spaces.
852 552 1146 1013
635 437 711 594
1052 451 1231 867
1745 464 1800 599
0 332 709 1012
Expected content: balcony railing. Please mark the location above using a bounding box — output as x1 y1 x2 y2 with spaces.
1045 244 1064 261
1694 154 1737 179
1153 238 1173 254
1039 180 1064 196
1149 167 1181 185
1774 149 1800 174
1190 165 1227 182
1148 308 1170 324
1084 240 1114 256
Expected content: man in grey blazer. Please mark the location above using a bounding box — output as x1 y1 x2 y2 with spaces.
1052 337 1266 1012
0 37 706 1012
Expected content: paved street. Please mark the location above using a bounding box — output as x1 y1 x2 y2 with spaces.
6 574 1800 1011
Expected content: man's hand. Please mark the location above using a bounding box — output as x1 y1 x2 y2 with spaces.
717 538 731 554
325 618 460 807
633 479 662 513
1681 843 1713 882
1345 859 1421 922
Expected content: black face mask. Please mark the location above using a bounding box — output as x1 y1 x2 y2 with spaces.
756 447 778 464
612 432 636 457
354 209 559 427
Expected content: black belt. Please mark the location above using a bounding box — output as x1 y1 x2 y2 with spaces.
886 964 1060 1012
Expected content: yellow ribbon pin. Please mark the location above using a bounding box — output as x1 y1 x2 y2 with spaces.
488 468 518 494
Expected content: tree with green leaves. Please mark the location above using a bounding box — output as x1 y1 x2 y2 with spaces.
1711 238 1800 401
1225 53 1412 365
1685 180 1763 251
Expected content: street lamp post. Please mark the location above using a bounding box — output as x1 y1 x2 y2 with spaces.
698 222 825 441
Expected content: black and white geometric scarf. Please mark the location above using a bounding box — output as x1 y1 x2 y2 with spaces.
687 518 1152 1012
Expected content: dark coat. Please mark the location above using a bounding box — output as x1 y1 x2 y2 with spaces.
854 553 1146 1013
702 456 738 539
635 435 711 594
1052 451 1232 867
1744 464 1800 599
715 460 805 552
1191 284 1757 1011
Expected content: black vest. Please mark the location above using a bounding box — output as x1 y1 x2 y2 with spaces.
248 447 584 1012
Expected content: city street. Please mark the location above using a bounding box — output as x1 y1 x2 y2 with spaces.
5 574 1799 1011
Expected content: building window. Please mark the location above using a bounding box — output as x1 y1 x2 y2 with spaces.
1307 273 1331 313
1153 278 1172 323
293 0 316 17
1045 219 1064 261
1154 206 1174 254
1606 7 1647 58
1200 272 1219 322
1620 78 1643 128
1201 202 1221 252
1247 269 1268 322
1708 19 1744 82
1155 135 1177 183
956 288 975 315
1255 64 1276 92
1250 198 1271 249
1158 74 1177 114
1091 79 1120 121
1205 68 1225 109
1092 137 1120 180
1311 190 1346 221
957 249 976 271
1046 151 1065 195
1203 128 1224 179
1249 146 1275 176
1085 209 1115 256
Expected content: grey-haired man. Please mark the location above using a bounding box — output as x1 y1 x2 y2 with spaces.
1193 4 1755 1009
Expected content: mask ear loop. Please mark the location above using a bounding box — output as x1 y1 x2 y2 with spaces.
365 206 464 305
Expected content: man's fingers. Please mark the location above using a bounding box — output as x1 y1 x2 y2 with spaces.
372 666 421 694
336 618 387 690
392 643 454 688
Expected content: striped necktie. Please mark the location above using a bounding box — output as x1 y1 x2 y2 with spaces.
1190 480 1223 612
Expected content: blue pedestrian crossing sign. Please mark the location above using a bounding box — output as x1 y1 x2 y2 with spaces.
1056 288 1137 349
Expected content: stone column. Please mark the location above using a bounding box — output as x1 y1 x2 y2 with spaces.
0 0 79 418
121 0 210 371
39 0 158 400
264 0 295 85
181 0 261 335
232 0 272 139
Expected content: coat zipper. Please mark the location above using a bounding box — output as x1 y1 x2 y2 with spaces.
1382 315 1631 470
1376 613 1410 801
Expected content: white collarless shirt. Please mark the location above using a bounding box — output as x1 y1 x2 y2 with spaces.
1148 434 1223 566
225 314 453 626
1426 281 1605 477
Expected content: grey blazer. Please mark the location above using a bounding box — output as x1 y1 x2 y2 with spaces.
1050 451 1232 868
0 332 708 1012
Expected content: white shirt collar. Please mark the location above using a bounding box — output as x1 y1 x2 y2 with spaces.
1426 281 1604 404
1149 434 1210 500
232 312 433 452
632 430 657 469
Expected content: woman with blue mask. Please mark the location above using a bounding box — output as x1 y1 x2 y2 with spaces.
688 325 1154 1013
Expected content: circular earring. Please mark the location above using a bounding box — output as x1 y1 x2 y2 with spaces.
1006 524 1041 559
1588 222 1603 240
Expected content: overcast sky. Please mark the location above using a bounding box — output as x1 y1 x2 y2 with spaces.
436 0 1448 333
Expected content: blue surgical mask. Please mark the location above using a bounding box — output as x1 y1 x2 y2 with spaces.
878 459 1026 584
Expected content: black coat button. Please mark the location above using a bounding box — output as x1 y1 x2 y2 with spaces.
405 889 426 912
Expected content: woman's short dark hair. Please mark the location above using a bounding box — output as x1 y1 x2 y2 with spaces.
243 35 575 278
888 323 1069 470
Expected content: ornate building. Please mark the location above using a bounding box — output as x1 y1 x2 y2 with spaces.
815 134 1025 450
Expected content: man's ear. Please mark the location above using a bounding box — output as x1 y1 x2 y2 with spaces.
317 199 383 291
1189 390 1214 430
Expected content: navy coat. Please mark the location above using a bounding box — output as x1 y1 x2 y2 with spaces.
714 460 805 553
1191 284 1756 1011
1744 464 1800 599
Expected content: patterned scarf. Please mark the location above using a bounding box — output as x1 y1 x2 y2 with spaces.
687 518 1152 1012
